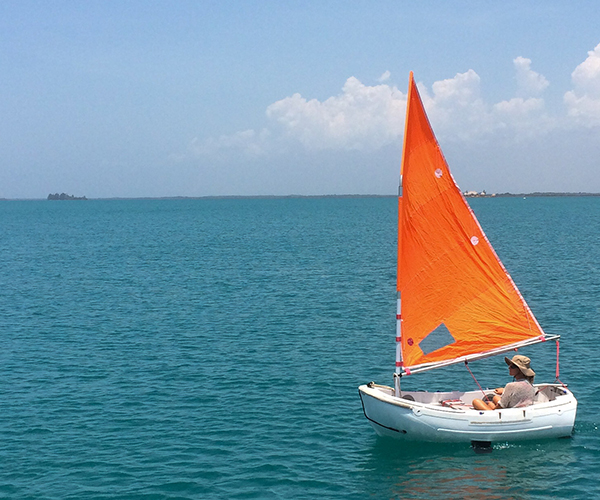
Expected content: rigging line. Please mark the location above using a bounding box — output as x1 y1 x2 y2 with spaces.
464 360 487 397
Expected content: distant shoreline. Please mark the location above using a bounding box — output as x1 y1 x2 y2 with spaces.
2 192 600 201
465 192 600 198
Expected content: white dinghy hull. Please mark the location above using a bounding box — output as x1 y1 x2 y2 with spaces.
359 383 577 443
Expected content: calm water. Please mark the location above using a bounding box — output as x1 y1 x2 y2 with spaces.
0 196 599 499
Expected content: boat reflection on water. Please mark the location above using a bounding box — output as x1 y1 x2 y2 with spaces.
357 438 577 500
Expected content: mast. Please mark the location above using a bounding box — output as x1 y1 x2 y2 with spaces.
394 72 414 396
394 234 402 397
395 189 402 397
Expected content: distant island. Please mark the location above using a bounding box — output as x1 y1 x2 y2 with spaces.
47 193 87 200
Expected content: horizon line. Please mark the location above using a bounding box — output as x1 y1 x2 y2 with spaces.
2 191 600 201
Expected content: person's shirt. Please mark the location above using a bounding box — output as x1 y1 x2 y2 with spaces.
498 379 535 408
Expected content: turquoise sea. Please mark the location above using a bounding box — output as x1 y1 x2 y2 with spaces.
0 196 599 499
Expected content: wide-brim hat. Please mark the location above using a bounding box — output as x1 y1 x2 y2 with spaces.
505 355 535 377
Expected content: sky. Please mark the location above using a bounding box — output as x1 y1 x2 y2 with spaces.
2 1 600 199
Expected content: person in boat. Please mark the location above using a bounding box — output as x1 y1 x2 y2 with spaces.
472 355 536 411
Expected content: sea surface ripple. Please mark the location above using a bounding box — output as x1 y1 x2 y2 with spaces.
0 196 598 499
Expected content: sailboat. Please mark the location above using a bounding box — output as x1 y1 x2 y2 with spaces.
358 73 577 443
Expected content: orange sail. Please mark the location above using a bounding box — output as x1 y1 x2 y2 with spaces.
398 73 546 373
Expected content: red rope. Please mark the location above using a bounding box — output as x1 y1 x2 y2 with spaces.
465 361 487 397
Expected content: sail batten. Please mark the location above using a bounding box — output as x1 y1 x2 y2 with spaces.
398 74 547 373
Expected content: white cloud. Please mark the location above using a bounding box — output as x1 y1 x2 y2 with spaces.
418 69 495 140
187 128 271 158
378 70 391 82
186 44 600 162
570 43 600 95
513 56 549 97
264 76 406 150
492 97 555 137
430 69 482 105
564 43 600 126
493 97 544 117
